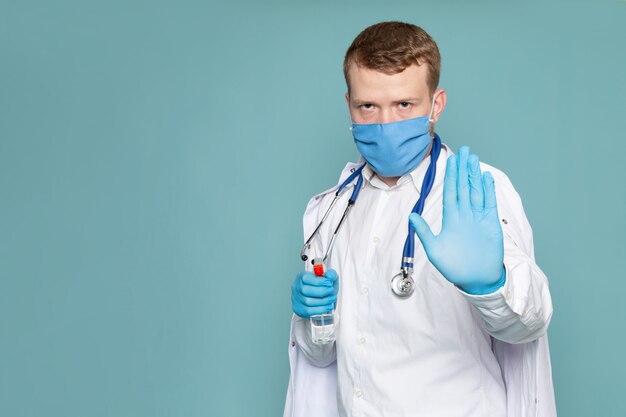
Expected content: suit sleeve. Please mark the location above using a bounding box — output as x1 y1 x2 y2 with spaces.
456 168 554 344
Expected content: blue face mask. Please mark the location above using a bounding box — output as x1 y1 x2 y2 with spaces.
350 96 436 177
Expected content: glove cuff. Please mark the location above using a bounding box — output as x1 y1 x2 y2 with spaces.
458 265 507 295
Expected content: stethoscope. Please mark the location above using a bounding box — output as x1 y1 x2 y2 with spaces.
300 133 442 298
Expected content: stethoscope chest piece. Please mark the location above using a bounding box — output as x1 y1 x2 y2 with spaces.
391 271 415 297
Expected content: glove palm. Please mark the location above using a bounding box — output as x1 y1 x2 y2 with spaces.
409 147 505 295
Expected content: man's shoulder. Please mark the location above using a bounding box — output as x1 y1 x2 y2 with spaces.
477 160 532 244
306 159 364 202
302 159 364 223
440 143 519 199
478 161 519 195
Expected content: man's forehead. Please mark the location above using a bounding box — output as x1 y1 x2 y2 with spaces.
348 63 430 101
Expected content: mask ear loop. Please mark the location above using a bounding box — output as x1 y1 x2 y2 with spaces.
428 93 437 123
428 93 437 137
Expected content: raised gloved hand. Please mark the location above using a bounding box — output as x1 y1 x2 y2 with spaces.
409 146 506 295
291 269 339 318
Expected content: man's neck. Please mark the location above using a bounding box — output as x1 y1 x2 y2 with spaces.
378 175 400 187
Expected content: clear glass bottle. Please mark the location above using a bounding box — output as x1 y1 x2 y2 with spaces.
310 312 336 344
310 258 336 344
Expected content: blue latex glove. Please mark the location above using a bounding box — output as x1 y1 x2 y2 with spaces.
291 269 339 318
409 146 506 295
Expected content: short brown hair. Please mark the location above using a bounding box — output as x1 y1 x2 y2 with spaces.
343 22 441 95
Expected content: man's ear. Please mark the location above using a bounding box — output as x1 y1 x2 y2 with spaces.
430 89 447 124
429 89 447 136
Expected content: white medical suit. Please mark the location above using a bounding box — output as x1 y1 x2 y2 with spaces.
284 143 556 417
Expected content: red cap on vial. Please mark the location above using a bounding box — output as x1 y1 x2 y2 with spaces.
313 258 325 277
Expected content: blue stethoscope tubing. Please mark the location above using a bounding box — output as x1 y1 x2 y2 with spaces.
300 162 366 263
403 133 442 270
300 134 442 297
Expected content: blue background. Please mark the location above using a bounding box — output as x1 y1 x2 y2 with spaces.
1 0 625 416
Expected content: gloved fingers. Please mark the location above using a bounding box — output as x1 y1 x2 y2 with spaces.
292 272 336 318
300 283 336 298
292 273 333 298
442 155 458 219
301 272 335 287
409 213 435 252
324 269 339 282
483 171 498 211
457 146 471 213
324 269 340 294
296 293 337 308
468 154 484 212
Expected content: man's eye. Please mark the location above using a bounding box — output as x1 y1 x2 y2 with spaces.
360 104 374 110
399 102 411 109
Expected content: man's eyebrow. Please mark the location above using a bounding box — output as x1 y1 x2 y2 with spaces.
351 97 424 105
393 97 422 103
351 98 375 105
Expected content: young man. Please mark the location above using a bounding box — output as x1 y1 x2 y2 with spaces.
285 22 555 417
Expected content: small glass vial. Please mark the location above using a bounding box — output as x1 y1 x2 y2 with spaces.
310 258 336 344
310 312 336 344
